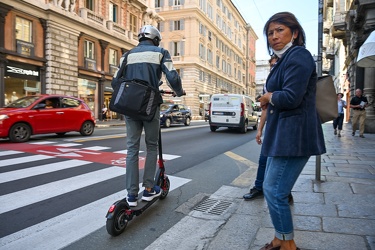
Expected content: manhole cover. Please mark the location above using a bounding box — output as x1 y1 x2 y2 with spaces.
193 198 232 215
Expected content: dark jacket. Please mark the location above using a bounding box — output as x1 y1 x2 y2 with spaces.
261 46 326 157
114 39 183 96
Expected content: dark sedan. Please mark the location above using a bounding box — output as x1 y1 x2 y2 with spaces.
160 103 191 128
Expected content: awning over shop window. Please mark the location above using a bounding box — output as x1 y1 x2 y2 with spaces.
357 30 375 68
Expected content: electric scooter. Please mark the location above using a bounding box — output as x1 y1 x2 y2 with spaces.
105 90 174 237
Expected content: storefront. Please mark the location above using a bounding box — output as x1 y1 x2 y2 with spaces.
78 78 97 117
3 62 41 105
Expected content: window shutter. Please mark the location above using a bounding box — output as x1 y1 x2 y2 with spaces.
169 42 174 55
180 41 185 56
169 0 173 6
181 0 185 5
160 22 164 32
180 19 184 30
161 0 164 7
169 21 173 31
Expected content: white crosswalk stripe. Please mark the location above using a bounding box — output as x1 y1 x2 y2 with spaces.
0 159 91 184
0 149 190 249
0 155 54 167
0 167 125 214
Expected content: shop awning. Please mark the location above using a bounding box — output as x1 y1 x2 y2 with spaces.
357 30 375 68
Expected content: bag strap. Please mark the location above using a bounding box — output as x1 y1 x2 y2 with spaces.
117 50 131 78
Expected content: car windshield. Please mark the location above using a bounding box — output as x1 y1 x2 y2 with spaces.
160 104 173 111
6 96 41 108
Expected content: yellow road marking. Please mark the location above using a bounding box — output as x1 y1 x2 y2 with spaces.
224 151 259 187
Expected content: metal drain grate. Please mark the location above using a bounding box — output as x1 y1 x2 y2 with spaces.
193 198 232 215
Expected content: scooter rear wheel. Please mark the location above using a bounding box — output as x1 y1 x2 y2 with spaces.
106 201 129 236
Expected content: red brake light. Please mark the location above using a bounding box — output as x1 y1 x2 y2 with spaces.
240 103 244 116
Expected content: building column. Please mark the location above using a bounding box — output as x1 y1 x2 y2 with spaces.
364 67 375 133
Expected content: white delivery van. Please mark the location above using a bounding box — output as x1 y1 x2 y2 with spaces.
209 94 258 133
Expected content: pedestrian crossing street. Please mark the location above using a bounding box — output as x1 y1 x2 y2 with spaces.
0 142 191 249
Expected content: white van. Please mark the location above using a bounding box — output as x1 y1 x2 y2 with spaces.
209 94 258 133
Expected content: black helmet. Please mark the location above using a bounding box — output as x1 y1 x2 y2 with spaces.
138 25 162 46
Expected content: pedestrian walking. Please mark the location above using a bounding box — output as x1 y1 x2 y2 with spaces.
350 88 368 138
333 93 347 137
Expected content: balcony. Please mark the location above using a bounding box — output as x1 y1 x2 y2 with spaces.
333 12 346 31
325 47 335 60
323 20 332 34
332 12 347 39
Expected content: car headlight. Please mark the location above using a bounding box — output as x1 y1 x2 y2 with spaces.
160 114 164 118
0 115 9 120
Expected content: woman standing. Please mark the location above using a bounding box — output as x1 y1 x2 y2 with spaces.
258 12 326 250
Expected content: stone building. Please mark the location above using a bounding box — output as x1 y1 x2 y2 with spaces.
323 0 375 133
0 0 257 120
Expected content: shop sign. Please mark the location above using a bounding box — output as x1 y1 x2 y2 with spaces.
16 40 34 56
6 62 40 81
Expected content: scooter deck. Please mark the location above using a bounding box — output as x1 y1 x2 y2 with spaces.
128 197 160 213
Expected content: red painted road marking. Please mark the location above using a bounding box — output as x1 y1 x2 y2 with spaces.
0 143 145 168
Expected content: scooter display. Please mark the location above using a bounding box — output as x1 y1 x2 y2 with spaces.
105 90 174 237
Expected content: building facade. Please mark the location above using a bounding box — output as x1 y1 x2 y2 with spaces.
0 0 256 120
155 0 257 117
323 0 375 132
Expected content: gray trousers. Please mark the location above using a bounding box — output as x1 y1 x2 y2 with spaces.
125 107 160 196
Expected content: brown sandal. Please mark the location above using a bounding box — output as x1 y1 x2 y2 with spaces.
259 242 281 250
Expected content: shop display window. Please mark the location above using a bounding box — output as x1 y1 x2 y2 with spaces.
4 77 41 105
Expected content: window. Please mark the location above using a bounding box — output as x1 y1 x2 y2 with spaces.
129 14 137 33
199 70 205 81
207 49 213 64
174 20 181 30
16 17 32 42
84 40 95 59
109 49 118 65
216 55 220 68
109 3 118 22
173 42 180 56
199 43 206 60
207 4 213 20
155 0 162 8
173 0 181 5
85 0 94 11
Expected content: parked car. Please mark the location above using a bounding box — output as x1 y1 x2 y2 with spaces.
160 103 191 128
209 94 258 133
0 94 96 142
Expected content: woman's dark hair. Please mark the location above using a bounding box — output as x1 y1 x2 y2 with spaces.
263 12 306 56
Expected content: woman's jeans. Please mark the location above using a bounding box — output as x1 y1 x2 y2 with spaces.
125 107 160 196
333 113 344 130
263 156 310 240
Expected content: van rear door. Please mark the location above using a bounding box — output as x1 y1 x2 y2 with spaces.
210 95 241 124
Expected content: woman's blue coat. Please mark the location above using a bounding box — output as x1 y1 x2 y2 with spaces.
261 46 326 157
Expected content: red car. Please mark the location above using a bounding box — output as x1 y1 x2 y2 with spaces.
0 95 96 142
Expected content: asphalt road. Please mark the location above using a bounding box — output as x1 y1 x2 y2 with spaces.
0 121 259 249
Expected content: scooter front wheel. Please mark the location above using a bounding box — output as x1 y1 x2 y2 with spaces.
160 176 170 200
106 201 130 236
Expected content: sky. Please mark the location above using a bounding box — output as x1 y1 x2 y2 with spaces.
231 0 319 60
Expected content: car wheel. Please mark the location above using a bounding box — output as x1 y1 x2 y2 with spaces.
253 121 258 130
9 123 31 143
240 121 248 133
164 118 171 128
80 121 94 136
184 117 191 126
210 125 217 132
